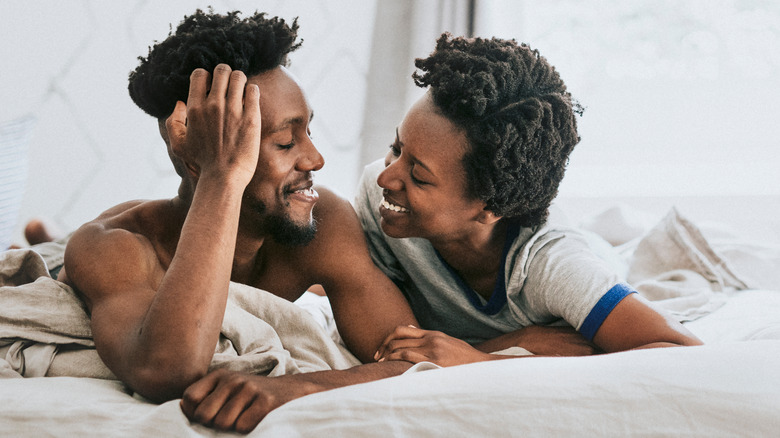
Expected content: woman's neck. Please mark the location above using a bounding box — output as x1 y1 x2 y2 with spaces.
431 220 509 297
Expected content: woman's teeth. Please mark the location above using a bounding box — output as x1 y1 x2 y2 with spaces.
381 198 409 213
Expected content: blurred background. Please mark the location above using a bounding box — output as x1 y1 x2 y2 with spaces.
2 0 779 248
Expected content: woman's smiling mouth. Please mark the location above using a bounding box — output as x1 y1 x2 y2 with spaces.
380 197 409 213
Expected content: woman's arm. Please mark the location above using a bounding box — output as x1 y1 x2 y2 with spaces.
374 293 701 366
374 323 601 367
591 293 702 352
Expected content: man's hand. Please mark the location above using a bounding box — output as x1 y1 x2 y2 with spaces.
181 369 319 434
374 325 494 367
166 64 261 187
181 360 414 434
475 325 602 357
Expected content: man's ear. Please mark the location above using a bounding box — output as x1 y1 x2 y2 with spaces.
159 103 200 179
477 208 502 225
165 101 188 156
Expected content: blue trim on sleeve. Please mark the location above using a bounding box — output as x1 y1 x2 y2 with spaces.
579 283 637 341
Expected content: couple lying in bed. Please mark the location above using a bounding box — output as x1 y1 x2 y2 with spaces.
52 9 701 433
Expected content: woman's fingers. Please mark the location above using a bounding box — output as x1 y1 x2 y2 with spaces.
374 325 424 361
381 348 430 365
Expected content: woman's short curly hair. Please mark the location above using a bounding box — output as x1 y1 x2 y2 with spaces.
128 9 301 119
414 33 582 227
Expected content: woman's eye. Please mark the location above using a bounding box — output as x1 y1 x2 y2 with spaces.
279 140 295 149
388 144 401 157
410 171 427 186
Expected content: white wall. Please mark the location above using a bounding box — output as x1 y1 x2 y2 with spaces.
3 0 779 246
1 0 376 245
476 0 780 197
475 0 780 242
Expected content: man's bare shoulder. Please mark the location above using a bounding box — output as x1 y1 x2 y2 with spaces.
70 199 171 246
61 199 175 299
312 186 356 221
304 186 374 275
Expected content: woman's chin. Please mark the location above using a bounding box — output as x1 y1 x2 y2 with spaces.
379 220 411 239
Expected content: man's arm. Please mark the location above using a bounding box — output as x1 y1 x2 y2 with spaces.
62 65 260 402
180 361 412 433
306 187 419 362
473 325 601 356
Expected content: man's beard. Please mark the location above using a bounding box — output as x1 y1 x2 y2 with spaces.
243 194 317 246
263 211 317 246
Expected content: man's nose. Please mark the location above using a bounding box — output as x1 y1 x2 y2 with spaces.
298 138 324 172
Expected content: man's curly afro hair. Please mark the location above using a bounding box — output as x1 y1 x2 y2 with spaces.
129 9 301 119
414 33 582 227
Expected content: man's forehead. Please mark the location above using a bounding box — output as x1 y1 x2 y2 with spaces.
248 67 313 133
268 111 314 134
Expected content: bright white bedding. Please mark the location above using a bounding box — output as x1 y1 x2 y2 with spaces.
2 327 779 437
1 205 779 436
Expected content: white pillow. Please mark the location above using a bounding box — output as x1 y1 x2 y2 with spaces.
0 115 36 249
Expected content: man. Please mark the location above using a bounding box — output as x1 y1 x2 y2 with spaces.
59 9 418 408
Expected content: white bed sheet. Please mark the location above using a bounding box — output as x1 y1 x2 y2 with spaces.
259 341 780 438
1 289 778 437
2 340 777 437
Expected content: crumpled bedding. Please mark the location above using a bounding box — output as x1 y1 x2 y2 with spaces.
624 208 750 320
578 207 779 322
0 248 359 380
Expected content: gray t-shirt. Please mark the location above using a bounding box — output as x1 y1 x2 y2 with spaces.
356 160 634 345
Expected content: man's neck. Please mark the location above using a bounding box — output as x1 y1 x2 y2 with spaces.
230 226 267 285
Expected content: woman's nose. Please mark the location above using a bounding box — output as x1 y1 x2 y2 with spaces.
377 159 403 191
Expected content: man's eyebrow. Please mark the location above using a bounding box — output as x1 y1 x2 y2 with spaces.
269 111 314 134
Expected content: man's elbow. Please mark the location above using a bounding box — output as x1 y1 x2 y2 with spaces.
127 362 208 403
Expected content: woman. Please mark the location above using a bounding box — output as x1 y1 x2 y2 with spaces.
357 33 702 366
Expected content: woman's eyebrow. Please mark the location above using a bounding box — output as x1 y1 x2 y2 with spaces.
411 155 433 175
396 127 434 176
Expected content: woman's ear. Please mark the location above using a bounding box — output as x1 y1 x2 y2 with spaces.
477 208 502 225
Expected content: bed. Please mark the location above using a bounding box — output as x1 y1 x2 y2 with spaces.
1 202 779 437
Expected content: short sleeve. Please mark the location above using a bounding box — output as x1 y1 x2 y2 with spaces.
512 228 634 338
